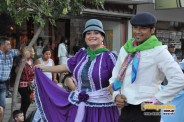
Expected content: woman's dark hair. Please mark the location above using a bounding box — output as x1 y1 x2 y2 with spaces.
37 37 43 46
13 110 23 119
42 46 51 54
83 31 105 39
60 37 66 43
0 36 9 45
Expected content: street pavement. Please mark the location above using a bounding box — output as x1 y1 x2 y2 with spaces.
3 98 36 122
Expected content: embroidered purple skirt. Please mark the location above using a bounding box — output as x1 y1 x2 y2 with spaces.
35 68 119 122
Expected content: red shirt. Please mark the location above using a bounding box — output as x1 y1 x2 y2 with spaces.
20 63 35 82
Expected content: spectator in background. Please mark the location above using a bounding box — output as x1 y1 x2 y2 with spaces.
9 56 19 96
34 46 58 83
168 43 178 62
15 46 35 120
46 40 55 61
163 44 179 85
180 58 184 72
0 37 19 121
13 110 24 122
35 37 44 58
58 37 68 65
53 41 59 65
33 46 58 122
61 72 77 92
58 37 68 82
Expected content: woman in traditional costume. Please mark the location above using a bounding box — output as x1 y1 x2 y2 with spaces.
35 19 119 122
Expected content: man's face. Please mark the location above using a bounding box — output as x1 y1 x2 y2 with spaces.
168 47 175 53
132 26 155 43
15 113 24 122
3 40 11 52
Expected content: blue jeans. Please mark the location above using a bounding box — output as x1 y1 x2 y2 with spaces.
0 82 6 109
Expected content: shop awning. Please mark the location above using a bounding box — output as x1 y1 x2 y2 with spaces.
81 1 138 19
81 8 134 18
105 0 154 4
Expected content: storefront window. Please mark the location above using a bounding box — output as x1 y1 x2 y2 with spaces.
156 21 184 61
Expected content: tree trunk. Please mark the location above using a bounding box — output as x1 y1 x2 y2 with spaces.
8 26 43 122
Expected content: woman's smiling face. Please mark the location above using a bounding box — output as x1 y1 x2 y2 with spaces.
85 30 104 51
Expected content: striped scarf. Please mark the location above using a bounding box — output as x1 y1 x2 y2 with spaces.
112 35 162 91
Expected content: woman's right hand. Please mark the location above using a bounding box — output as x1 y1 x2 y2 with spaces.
35 64 68 73
35 64 46 71
115 94 127 108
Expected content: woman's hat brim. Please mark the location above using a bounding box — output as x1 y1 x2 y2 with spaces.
82 26 105 36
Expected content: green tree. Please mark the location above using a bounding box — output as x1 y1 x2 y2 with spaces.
1 0 104 121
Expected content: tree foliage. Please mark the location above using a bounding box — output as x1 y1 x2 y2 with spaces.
1 0 104 121
2 0 104 27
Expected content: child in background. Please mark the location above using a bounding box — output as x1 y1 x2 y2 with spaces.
32 46 58 122
13 110 24 122
61 72 77 92
34 46 58 83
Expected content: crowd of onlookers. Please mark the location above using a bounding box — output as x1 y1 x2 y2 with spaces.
0 35 80 122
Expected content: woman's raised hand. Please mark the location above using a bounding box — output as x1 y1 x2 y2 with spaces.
35 64 46 71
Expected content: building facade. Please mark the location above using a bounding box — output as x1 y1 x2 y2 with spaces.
137 2 184 60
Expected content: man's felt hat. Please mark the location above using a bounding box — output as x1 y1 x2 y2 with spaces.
130 12 157 27
83 19 105 36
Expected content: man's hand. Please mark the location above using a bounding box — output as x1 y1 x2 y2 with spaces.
115 94 127 108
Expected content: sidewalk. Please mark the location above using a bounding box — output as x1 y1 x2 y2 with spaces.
3 98 36 122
